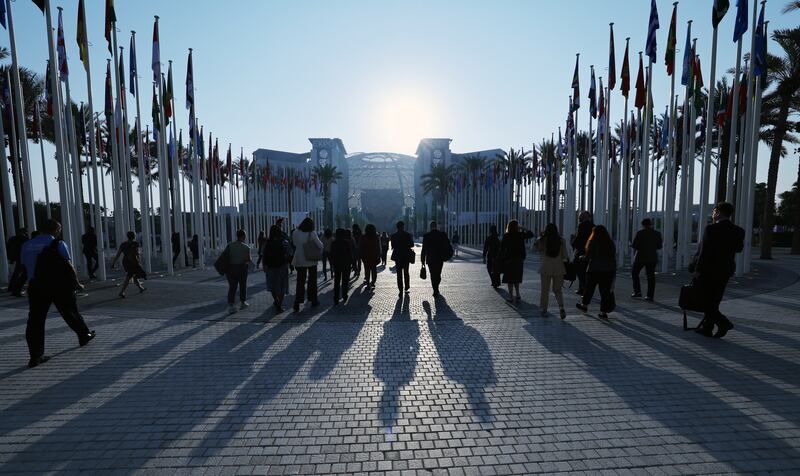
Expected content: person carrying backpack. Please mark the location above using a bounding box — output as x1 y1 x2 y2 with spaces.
20 220 95 368
262 225 291 313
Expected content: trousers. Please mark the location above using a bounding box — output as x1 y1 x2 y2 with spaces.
582 271 615 313
226 264 249 304
632 261 656 298
333 266 351 302
395 263 410 291
26 281 90 359
699 274 731 329
427 261 443 293
540 273 565 311
295 266 318 305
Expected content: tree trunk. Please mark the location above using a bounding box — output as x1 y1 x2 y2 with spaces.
791 158 800 255
760 98 791 259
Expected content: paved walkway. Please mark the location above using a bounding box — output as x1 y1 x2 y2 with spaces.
1 246 799 475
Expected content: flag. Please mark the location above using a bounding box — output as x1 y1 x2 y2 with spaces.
620 40 630 98
0 1 6 29
738 71 748 114
76 0 89 72
598 78 606 139
645 0 660 64
164 63 173 119
716 86 729 125
608 25 616 91
660 107 669 153
753 2 767 77
105 0 116 55
694 56 705 113
186 50 194 110
571 56 580 111
104 62 113 117
129 34 137 96
733 0 748 42
226 145 232 174
713 0 730 28
634 54 646 109
45 61 54 116
32 0 45 14
589 67 597 119
168 129 175 163
680 22 693 86
665 4 677 76
118 54 126 108
152 18 161 83
56 9 68 82
151 83 160 141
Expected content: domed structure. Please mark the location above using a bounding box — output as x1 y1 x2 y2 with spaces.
346 152 415 231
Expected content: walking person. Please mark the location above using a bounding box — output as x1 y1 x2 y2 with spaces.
380 231 390 267
7 227 29 296
630 218 663 301
482 225 502 288
535 223 568 319
255 231 267 268
351 223 363 279
451 230 460 258
221 229 252 314
359 224 381 288
21 219 95 368
571 211 594 296
331 228 355 304
390 221 414 296
691 202 745 338
111 231 147 298
292 217 323 312
262 225 291 313
189 234 199 267
576 225 616 320
81 226 99 279
421 221 453 297
321 228 334 280
499 220 534 302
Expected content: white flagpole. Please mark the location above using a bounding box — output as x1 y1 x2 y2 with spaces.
111 27 131 237
725 37 744 203
5 0 36 231
0 87 15 242
130 31 151 274
699 16 720 241
5 70 25 228
37 106 51 220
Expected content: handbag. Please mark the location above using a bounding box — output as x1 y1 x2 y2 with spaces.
420 265 427 280
213 247 230 276
408 249 416 264
303 232 322 261
679 281 706 331
563 259 577 282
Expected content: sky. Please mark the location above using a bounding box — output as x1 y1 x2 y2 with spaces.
7 0 800 212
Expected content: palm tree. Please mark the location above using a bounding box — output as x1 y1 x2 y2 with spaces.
312 163 342 229
760 28 800 259
494 147 531 218
456 154 486 243
785 1 800 13
420 162 452 225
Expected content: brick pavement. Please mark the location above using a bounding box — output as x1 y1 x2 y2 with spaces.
1 245 799 475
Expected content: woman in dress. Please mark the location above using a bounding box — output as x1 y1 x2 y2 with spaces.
535 223 567 318
112 231 146 298
499 220 534 302
262 225 291 312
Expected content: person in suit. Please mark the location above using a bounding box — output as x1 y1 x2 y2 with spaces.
421 221 452 297
692 202 745 339
630 218 663 301
499 220 535 302
571 211 594 296
359 224 382 288
390 221 414 296
482 225 502 288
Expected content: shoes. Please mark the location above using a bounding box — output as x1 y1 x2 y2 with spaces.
598 312 609 321
79 330 96 347
139 287 146 294
515 296 521 302
631 292 642 298
276 306 285 313
228 305 238 314
118 292 126 298
560 308 567 320
507 297 515 303
240 301 250 310
696 325 714 337
644 296 654 302
28 355 50 368
293 302 300 312
714 320 734 339
576 303 588 312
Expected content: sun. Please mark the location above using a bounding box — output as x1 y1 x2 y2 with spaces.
376 90 438 154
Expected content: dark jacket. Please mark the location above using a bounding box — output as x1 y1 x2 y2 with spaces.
358 234 381 267
500 230 534 263
390 230 414 263
331 237 355 271
483 233 501 261
631 228 663 264
82 232 98 254
421 229 450 265
571 220 593 257
693 219 745 278
7 233 28 262
586 240 616 273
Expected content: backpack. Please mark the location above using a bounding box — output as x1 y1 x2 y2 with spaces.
34 239 80 293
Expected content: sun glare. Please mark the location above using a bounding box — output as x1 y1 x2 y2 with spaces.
376 91 438 154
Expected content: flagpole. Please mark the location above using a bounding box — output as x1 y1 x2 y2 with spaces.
700 19 719 242
5 70 25 228
130 31 152 274
0 85 14 242
168 61 185 269
41 0 74 252
5 0 36 231
588 65 594 214
726 42 743 203
117 46 136 236
36 106 52 220
111 24 132 237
